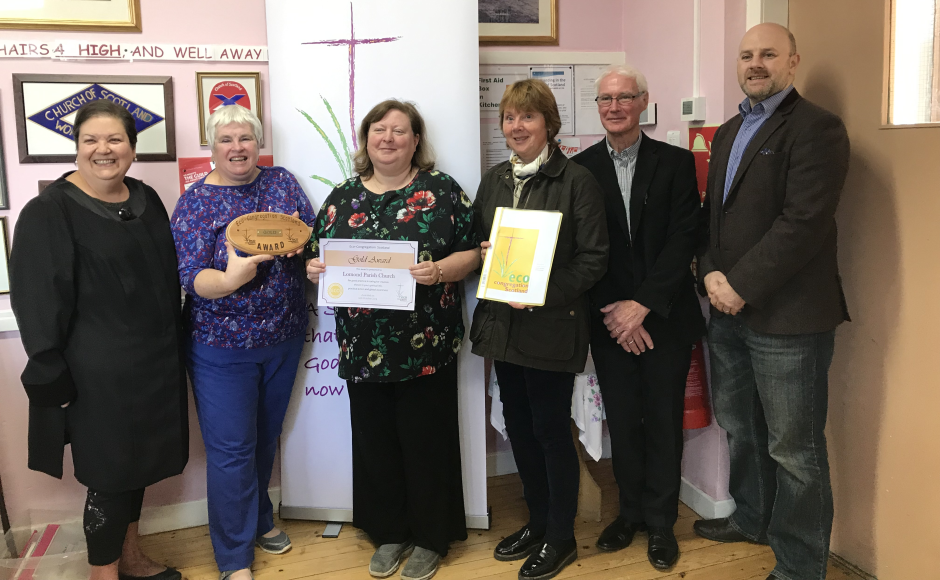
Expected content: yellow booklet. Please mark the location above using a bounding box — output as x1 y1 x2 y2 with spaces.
477 207 563 306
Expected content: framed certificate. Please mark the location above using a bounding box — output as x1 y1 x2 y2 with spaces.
477 208 563 306
318 239 418 310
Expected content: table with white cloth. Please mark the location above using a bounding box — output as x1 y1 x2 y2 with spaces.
488 355 606 520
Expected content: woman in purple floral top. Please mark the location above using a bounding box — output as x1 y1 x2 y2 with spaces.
170 105 314 580
306 100 480 580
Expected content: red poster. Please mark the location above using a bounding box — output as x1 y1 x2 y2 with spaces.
177 155 274 195
688 126 719 203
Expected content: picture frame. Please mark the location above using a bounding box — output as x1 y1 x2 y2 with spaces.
196 72 263 146
0 0 142 33
0 108 7 210
0 217 9 295
479 0 558 45
12 74 176 163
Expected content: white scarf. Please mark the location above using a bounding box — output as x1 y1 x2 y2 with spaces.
509 144 551 208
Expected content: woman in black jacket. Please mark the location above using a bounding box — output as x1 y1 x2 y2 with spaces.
469 79 608 580
10 100 187 580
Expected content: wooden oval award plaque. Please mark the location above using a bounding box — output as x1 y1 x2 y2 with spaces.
225 212 311 256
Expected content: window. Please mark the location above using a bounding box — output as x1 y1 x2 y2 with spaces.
888 0 940 124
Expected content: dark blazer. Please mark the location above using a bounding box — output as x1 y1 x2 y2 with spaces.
573 134 705 350
469 150 609 373
698 89 851 334
10 176 189 492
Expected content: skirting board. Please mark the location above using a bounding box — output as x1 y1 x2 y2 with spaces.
278 505 490 530
138 488 281 535
0 310 18 332
679 477 736 519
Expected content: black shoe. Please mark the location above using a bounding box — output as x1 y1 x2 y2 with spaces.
118 568 182 580
494 525 545 562
518 539 577 580
692 518 752 543
595 517 647 552
647 527 679 570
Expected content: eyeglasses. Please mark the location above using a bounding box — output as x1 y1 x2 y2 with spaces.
595 92 646 107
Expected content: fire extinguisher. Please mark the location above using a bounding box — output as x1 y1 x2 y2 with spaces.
683 339 711 429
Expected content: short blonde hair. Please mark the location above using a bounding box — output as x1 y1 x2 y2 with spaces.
499 79 561 147
206 105 263 149
353 100 435 178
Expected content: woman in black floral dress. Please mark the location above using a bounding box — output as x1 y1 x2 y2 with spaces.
306 100 480 580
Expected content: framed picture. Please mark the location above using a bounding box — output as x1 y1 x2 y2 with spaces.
12 74 176 164
0 108 7 210
196 72 263 146
0 0 141 32
479 0 558 45
0 217 9 295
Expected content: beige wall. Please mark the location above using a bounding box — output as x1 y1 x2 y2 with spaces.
790 1 940 578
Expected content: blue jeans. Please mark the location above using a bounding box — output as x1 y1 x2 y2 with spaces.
708 315 834 580
186 335 304 572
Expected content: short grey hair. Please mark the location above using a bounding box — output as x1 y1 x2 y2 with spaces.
595 64 649 95
206 105 263 149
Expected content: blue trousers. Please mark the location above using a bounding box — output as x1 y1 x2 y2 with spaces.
186 335 304 572
708 315 835 580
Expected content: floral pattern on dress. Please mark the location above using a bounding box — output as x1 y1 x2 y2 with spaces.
307 170 480 382
171 166 316 349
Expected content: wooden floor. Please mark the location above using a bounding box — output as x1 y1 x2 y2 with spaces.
141 460 864 580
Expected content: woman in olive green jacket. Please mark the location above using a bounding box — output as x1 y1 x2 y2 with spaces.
469 79 608 580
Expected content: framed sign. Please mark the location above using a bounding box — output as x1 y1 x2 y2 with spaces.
12 74 176 163
0 217 9 295
0 108 7 210
0 0 141 32
196 72 263 146
479 0 558 45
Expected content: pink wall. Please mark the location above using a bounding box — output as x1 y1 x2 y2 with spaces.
0 0 273 524
480 0 624 54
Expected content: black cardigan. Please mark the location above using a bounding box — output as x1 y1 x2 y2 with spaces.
10 175 188 492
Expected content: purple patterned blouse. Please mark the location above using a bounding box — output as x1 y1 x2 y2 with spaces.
170 166 316 349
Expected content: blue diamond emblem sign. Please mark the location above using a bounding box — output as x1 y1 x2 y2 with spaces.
27 83 164 141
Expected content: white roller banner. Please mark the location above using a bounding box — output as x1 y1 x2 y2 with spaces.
266 0 488 528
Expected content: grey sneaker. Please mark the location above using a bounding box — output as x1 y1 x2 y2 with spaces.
219 571 253 580
369 542 414 578
400 547 441 580
255 530 292 554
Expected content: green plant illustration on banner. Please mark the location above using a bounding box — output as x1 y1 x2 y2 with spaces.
297 95 353 188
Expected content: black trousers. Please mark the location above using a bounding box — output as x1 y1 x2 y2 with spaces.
592 339 692 528
494 361 579 545
83 487 145 566
347 361 467 556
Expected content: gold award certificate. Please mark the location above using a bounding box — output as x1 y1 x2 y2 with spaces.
477 208 563 306
319 239 418 311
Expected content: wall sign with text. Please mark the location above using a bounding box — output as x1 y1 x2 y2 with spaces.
12 74 176 163
0 41 267 62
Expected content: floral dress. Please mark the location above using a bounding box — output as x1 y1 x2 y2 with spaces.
309 170 479 382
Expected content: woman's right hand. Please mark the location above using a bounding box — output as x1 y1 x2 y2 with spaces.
306 258 326 282
481 241 491 262
223 241 274 291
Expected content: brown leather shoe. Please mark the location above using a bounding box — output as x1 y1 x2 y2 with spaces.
692 518 752 543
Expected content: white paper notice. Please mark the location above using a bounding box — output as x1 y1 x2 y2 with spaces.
480 66 528 118
574 64 607 136
557 137 581 158
481 118 510 172
529 65 575 135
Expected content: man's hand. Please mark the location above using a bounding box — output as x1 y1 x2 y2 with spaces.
619 324 654 354
705 271 745 315
601 300 650 339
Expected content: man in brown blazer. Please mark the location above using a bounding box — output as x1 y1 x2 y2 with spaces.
693 23 850 580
